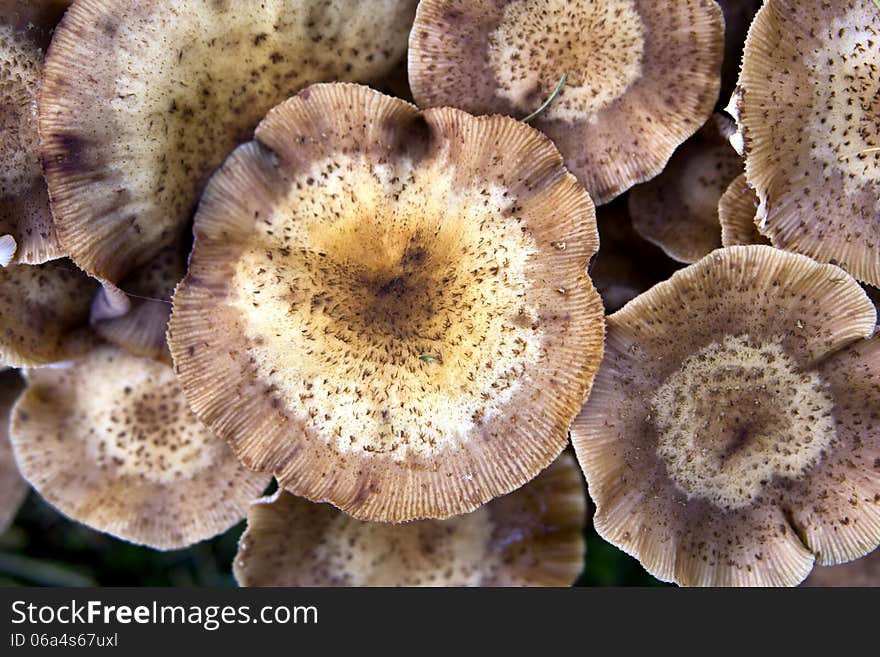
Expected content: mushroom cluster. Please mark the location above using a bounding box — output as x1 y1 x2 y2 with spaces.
1 0 878 588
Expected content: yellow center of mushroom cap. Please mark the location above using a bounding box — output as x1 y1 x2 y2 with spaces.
807 13 880 202
487 0 644 121
651 335 835 510
231 156 544 462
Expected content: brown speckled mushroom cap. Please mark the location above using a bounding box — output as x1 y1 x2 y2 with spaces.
234 452 586 587
0 369 28 533
730 0 880 285
0 1 69 265
408 0 723 205
719 173 769 247
630 114 743 263
0 260 97 367
168 83 604 523
10 345 270 550
803 548 880 587
38 0 418 286
92 244 186 364
572 245 880 586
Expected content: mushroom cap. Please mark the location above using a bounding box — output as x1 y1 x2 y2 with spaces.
0 3 66 264
0 260 98 367
408 0 724 204
91 244 186 364
10 344 271 550
234 452 586 587
803 548 880 587
630 114 743 263
0 368 28 533
168 83 604 522
572 245 880 586
719 173 769 247
731 0 880 285
38 0 419 285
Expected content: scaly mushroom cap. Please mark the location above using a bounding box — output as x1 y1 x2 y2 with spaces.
234 452 586 587
630 114 743 263
572 245 880 586
0 369 27 532
0 2 67 264
0 260 97 367
169 83 604 522
719 173 769 247
92 244 186 364
38 0 418 285
408 0 724 204
10 345 270 550
731 0 880 285
803 549 880 587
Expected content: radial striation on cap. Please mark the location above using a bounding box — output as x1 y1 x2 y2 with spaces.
731 0 880 286
234 452 586 587
38 0 419 286
10 345 271 550
719 173 769 247
409 0 724 205
168 83 605 522
573 245 880 586
0 369 28 533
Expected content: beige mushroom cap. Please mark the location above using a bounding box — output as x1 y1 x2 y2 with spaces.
409 0 723 205
0 2 67 265
10 345 270 550
719 173 769 247
0 369 28 533
630 114 743 263
731 0 880 285
234 452 586 587
803 548 880 587
572 245 880 586
38 0 418 286
0 260 97 367
169 83 604 523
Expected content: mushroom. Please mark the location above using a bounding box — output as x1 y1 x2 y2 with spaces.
38 0 419 288
168 83 605 522
9 344 271 550
630 114 743 263
803 549 880 587
719 173 768 247
408 0 724 204
0 0 70 265
0 259 98 367
0 368 28 533
716 1 762 105
572 245 880 586
234 452 586 587
729 0 880 286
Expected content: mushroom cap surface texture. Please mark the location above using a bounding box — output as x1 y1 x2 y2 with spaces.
572 245 880 586
408 0 724 205
0 369 28 532
731 0 880 286
168 83 604 522
38 0 418 285
234 452 586 587
10 345 271 550
719 173 768 247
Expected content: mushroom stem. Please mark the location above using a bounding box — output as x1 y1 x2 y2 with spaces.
522 73 567 123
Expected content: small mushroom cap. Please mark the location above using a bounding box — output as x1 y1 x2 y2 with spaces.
732 0 880 285
38 0 418 285
169 83 604 522
409 0 724 204
803 549 880 587
10 345 271 550
234 452 586 587
0 260 98 367
719 173 769 247
572 245 880 586
91 244 186 364
0 369 28 533
0 5 65 264
630 114 743 263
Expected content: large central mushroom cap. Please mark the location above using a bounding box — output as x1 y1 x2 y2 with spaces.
38 0 418 285
573 245 880 586
169 83 604 522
